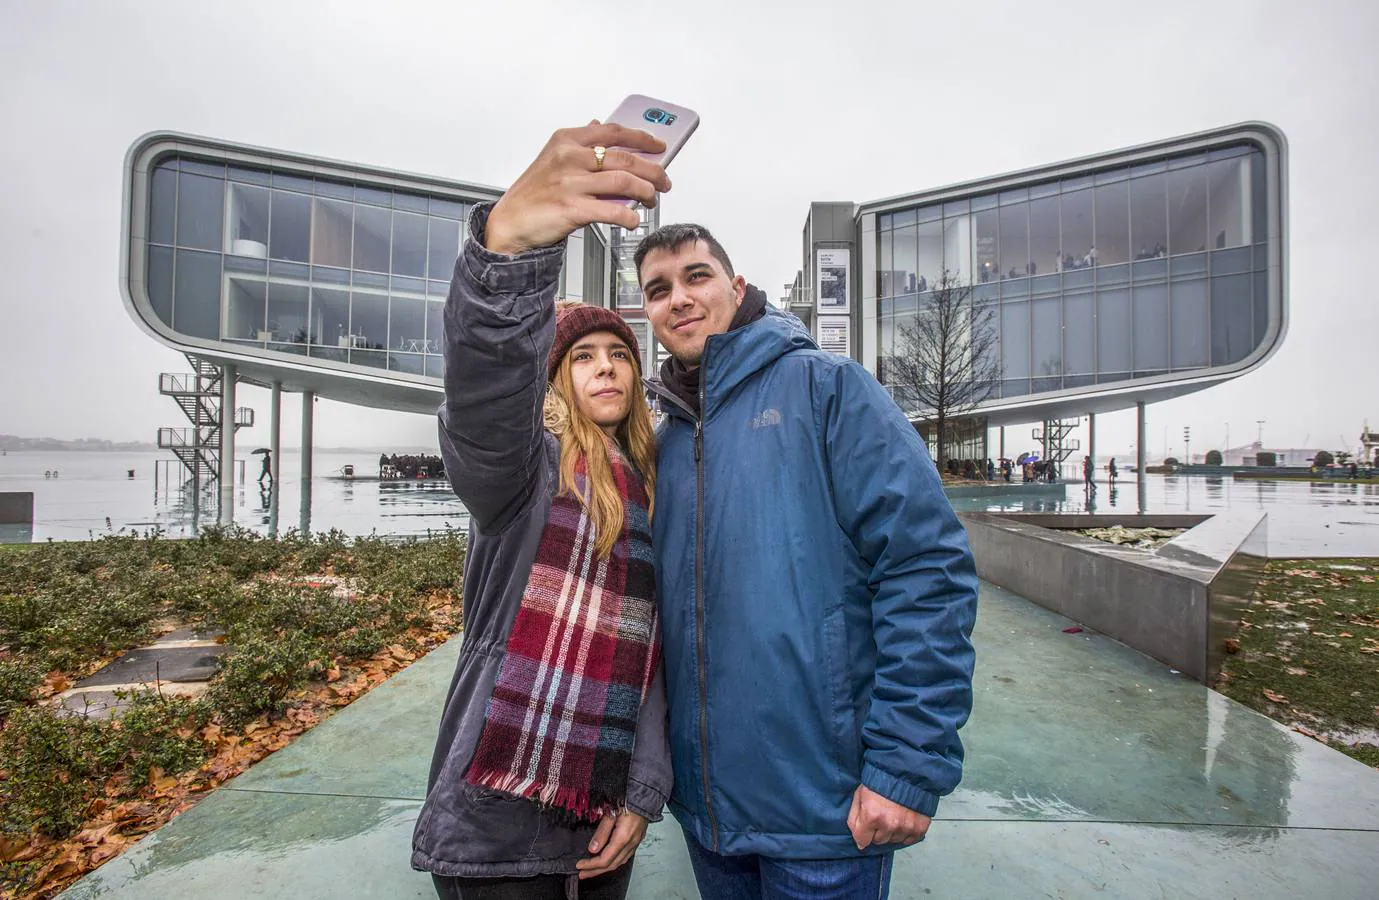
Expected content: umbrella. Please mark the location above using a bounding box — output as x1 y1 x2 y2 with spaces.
251 448 271 455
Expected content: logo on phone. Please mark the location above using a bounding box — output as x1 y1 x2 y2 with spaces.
643 108 677 127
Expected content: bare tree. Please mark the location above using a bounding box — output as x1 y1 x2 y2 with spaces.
885 271 1001 470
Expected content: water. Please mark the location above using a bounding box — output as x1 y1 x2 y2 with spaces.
2 452 1376 556
0 449 468 542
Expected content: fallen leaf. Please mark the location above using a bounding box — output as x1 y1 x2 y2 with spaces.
1263 689 1289 704
1285 667 1310 676
325 666 342 682
1223 638 1241 654
1063 627 1084 634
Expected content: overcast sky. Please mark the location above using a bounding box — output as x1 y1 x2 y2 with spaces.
1 0 1376 459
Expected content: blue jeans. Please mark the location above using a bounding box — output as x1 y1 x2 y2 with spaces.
682 831 894 900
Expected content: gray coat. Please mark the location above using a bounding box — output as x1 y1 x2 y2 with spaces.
410 207 672 879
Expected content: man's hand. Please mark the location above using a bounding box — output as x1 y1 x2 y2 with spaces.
575 809 647 880
847 785 931 849
484 122 672 256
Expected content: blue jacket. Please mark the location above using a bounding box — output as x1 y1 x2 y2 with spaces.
649 307 978 858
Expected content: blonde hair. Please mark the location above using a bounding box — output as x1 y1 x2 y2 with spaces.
543 302 657 558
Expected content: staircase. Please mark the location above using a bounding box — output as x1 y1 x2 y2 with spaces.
1032 418 1081 471
158 355 254 489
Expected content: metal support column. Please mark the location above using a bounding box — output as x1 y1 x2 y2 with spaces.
218 364 237 524
1137 401 1148 514
999 426 1005 461
299 391 314 536
1087 412 1097 485
269 381 282 537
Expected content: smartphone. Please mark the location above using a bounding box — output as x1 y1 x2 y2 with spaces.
601 95 699 205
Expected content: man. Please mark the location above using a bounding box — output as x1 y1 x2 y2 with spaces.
635 218 978 898
473 118 977 898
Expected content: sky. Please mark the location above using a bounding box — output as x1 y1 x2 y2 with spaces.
1 0 1376 460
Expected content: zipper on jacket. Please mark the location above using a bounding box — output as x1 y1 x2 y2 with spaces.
693 378 719 850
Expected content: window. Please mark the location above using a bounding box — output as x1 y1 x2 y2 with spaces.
1031 298 1062 391
350 289 388 350
942 215 970 284
426 299 445 356
389 295 427 353
1171 279 1208 369
311 199 352 268
878 229 894 297
1063 292 1094 376
176 173 223 251
1132 283 1169 372
227 184 270 258
428 217 460 281
998 203 1028 278
1210 273 1253 365
266 282 309 346
1207 155 1251 249
150 164 176 245
916 219 942 290
974 208 998 283
1167 164 1208 255
1094 180 1128 265
391 212 428 277
1027 196 1059 276
1096 288 1131 377
147 245 174 326
309 286 350 347
1060 189 1093 271
1000 302 1030 380
1129 173 1167 260
225 276 267 341
893 223 917 294
353 204 391 273
269 190 310 262
173 249 221 339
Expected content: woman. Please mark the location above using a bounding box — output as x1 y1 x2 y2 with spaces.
412 203 669 900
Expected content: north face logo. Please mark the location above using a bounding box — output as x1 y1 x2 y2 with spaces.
751 408 782 429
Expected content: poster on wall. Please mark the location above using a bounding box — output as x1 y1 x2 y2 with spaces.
816 249 850 314
817 317 850 356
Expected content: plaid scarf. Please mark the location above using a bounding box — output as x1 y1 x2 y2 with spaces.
464 441 659 823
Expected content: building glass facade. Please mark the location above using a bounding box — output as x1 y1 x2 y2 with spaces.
874 144 1270 405
142 154 607 382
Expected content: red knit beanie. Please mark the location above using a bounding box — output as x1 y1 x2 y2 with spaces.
548 304 642 380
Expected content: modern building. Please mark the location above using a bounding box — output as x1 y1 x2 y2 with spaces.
791 122 1288 470
121 132 616 524
123 132 612 419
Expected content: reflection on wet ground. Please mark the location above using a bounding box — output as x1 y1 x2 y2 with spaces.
63 584 1379 899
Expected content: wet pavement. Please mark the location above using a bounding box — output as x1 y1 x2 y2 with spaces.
62 583 1379 899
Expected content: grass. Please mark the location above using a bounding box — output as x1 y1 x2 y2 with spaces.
0 526 465 898
1216 558 1379 768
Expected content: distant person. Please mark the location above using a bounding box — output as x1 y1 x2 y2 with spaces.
258 450 272 488
379 453 389 478
1108 458 1118 483
1082 455 1093 485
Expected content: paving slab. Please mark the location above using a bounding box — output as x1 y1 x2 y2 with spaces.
77 645 227 687
63 583 1379 899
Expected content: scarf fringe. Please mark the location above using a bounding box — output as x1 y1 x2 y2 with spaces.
469 768 619 824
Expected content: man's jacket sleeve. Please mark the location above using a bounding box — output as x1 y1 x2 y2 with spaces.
820 360 979 818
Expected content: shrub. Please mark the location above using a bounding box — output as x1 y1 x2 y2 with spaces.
1313 450 1335 467
0 658 44 719
1205 449 1223 466
1165 457 1180 467
207 634 327 726
1257 451 1277 467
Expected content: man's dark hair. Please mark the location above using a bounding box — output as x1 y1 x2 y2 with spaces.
633 223 735 283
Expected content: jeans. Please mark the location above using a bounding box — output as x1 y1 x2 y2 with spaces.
682 832 893 900
431 858 633 900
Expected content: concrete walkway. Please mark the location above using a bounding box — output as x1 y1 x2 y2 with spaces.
63 584 1379 899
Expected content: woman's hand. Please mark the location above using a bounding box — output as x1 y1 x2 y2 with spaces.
575 809 648 880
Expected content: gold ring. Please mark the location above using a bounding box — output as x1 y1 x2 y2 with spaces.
593 145 606 171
